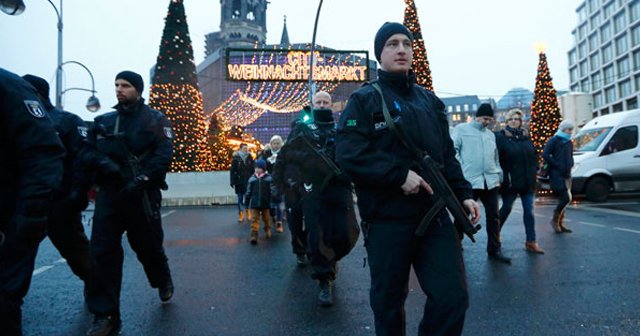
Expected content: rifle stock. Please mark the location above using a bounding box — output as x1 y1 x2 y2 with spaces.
415 153 481 242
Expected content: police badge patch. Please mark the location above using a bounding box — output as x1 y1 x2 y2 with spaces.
23 100 46 118
77 126 88 137
163 127 173 139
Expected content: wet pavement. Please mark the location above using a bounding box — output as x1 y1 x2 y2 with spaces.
21 196 640 335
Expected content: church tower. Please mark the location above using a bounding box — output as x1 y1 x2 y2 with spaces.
205 0 268 56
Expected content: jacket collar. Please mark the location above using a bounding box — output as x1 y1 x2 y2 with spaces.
377 69 416 95
114 97 144 115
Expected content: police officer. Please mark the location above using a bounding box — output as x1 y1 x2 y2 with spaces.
0 68 65 336
22 74 92 285
273 115 309 267
82 71 174 336
278 91 358 307
335 23 481 335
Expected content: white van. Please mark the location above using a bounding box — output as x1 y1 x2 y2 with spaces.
571 109 640 202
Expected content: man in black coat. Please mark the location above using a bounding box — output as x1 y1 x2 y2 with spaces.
81 71 174 336
22 74 93 282
277 91 359 307
335 23 480 335
230 143 255 222
0 68 65 336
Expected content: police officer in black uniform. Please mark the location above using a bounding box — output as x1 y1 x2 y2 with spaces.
277 91 358 307
0 67 65 336
273 116 309 267
335 23 481 335
22 74 92 286
82 71 174 336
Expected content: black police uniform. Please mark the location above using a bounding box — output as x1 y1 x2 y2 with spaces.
83 98 173 319
281 110 358 283
0 68 65 336
272 119 308 260
336 70 473 336
38 96 92 283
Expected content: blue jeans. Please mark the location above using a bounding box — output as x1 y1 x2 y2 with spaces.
236 193 245 213
499 191 536 242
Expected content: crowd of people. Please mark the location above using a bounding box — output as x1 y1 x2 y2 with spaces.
1 21 577 336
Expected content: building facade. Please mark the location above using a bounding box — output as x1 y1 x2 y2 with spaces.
568 0 640 118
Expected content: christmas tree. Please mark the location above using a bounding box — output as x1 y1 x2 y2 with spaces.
530 50 562 165
149 0 214 172
403 0 434 91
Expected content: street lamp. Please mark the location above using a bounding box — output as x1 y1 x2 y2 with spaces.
45 0 65 109
0 0 25 15
59 61 100 112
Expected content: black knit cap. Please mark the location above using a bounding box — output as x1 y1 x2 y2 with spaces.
115 70 144 93
22 74 50 98
476 103 494 118
374 22 414 61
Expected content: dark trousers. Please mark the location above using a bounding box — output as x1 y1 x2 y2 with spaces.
48 198 91 282
0 219 42 336
87 188 171 317
365 213 468 336
472 187 501 254
302 184 356 281
284 187 306 256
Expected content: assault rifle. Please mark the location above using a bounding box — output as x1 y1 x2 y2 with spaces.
288 132 343 193
414 153 482 242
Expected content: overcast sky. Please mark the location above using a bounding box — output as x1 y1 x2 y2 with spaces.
1 0 582 121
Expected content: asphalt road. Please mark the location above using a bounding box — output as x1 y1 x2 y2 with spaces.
21 196 640 336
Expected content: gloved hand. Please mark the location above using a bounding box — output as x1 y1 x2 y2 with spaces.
66 190 89 211
121 175 150 194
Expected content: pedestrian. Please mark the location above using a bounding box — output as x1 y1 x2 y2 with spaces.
273 127 308 267
22 74 93 282
245 159 276 244
261 135 285 234
336 22 480 335
543 120 575 233
282 91 359 307
495 109 544 254
82 70 175 336
0 67 65 336
453 103 511 264
230 143 254 223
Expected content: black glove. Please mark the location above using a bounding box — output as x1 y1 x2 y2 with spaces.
121 175 150 194
66 190 89 211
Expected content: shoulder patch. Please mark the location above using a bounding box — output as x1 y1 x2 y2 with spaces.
77 126 88 137
346 119 357 127
23 100 46 118
163 126 173 139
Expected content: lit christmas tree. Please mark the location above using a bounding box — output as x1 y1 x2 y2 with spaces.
208 113 233 170
149 0 214 172
530 49 562 165
403 0 434 91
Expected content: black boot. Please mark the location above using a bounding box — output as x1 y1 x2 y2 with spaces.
488 250 512 264
318 279 333 307
159 276 174 303
86 315 121 336
296 254 307 267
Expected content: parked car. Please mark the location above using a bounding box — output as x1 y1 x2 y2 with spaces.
571 109 640 202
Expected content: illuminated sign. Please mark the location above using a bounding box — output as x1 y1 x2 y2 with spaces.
226 48 369 82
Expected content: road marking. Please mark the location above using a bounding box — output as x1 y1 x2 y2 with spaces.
580 222 606 228
162 210 176 218
32 258 67 276
579 206 640 218
613 227 640 234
